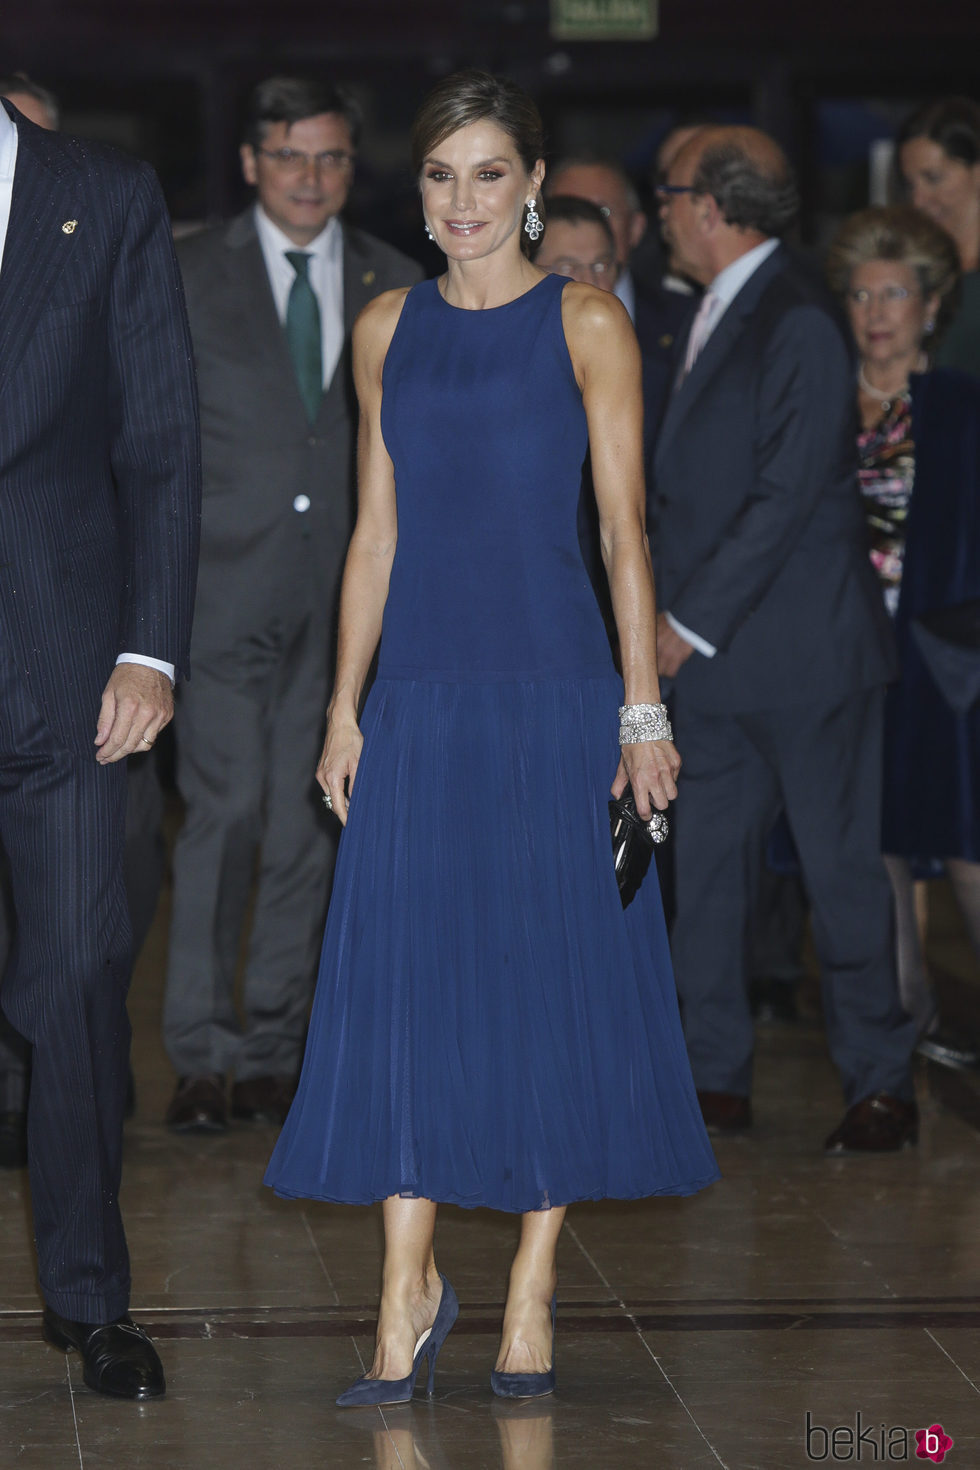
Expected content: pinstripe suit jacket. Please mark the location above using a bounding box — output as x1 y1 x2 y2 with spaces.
0 102 201 750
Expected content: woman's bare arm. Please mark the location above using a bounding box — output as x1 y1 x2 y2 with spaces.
317 288 408 824
562 283 681 818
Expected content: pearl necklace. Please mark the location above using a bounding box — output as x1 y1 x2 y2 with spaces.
857 353 926 414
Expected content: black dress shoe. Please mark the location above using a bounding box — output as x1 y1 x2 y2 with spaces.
0 1110 28 1169
231 1075 296 1125
43 1308 165 1399
824 1092 918 1154
165 1074 227 1133
696 1090 752 1134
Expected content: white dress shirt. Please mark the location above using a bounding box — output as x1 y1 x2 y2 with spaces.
614 267 636 323
686 237 779 349
0 105 174 683
665 237 781 660
254 205 345 390
0 104 16 271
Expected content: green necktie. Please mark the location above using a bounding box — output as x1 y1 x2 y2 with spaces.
284 250 323 424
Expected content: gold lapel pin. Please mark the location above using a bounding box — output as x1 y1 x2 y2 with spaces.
62 220 77 234
361 269 376 286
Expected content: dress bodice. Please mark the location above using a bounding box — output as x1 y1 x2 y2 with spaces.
377 274 612 680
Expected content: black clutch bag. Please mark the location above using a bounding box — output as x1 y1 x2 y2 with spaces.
609 787 668 909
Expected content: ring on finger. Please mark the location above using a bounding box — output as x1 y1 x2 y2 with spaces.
322 790 333 811
140 733 154 747
647 810 669 843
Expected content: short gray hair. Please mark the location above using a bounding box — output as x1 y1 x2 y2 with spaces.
826 205 961 340
692 138 798 237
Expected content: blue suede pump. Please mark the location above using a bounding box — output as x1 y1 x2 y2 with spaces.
336 1274 459 1408
490 1296 557 1399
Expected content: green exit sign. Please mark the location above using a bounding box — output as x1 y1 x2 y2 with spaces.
550 0 659 40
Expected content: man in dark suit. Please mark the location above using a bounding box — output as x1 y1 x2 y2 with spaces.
0 75 61 1173
651 126 918 1152
0 74 168 1172
0 100 199 1393
162 77 422 1132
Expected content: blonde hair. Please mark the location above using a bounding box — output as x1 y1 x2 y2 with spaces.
826 205 960 340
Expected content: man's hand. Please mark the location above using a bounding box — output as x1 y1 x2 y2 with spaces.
95 665 174 765
656 612 695 678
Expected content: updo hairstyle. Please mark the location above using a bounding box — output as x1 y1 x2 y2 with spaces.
411 70 546 254
897 97 980 168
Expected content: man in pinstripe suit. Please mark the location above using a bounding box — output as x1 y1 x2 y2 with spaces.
0 99 200 1397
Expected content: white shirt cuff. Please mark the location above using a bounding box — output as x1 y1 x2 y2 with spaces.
665 612 717 659
116 652 176 686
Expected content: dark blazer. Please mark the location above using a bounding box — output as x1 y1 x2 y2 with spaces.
0 103 200 745
883 367 980 858
633 280 695 458
650 245 896 713
576 280 693 624
176 210 422 648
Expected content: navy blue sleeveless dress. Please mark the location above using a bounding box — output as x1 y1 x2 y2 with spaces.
265 275 718 1212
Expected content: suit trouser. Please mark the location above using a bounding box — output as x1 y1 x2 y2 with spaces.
0 652 131 1321
0 870 28 1109
0 748 166 1115
163 607 336 1079
670 686 916 1104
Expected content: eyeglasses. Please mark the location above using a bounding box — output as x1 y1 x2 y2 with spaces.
848 285 918 306
256 147 354 174
655 184 696 200
546 256 619 282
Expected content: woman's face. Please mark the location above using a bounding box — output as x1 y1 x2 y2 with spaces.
420 120 544 263
847 259 937 373
899 137 980 244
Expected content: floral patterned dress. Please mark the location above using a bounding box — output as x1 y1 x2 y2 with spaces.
857 393 915 619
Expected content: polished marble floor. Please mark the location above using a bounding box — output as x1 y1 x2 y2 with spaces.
1 867 979 1469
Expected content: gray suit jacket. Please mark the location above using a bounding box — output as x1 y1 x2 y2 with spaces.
177 209 422 649
650 246 896 714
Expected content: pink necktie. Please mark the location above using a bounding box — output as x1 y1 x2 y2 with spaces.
682 289 722 378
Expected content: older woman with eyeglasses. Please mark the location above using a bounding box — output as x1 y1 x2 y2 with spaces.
826 205 980 1066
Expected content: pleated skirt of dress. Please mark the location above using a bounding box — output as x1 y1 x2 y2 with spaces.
265 673 719 1213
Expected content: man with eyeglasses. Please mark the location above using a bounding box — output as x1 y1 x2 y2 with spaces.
547 155 693 439
531 194 620 290
163 76 421 1134
649 126 918 1154
546 156 646 317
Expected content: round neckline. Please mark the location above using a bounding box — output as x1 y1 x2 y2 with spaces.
433 273 554 314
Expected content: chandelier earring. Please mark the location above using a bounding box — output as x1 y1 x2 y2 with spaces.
424 223 435 241
524 199 542 241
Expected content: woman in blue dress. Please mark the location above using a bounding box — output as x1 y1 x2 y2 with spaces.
265 70 718 1405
